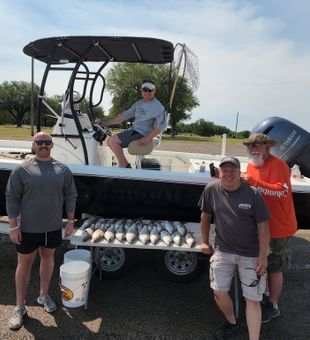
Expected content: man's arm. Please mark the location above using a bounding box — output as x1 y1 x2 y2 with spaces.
137 127 161 146
200 211 214 255
100 113 126 127
256 220 270 275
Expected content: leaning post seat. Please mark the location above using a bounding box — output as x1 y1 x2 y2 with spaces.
127 139 155 169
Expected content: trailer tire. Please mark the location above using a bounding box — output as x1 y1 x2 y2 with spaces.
95 247 136 278
156 250 208 282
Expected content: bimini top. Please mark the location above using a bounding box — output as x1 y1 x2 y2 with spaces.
23 36 174 64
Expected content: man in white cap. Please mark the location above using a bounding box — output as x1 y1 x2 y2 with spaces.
199 156 270 340
100 80 166 168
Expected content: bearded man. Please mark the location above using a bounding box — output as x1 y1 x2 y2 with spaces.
242 133 297 323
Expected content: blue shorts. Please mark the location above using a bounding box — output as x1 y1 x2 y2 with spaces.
16 229 62 254
117 129 144 147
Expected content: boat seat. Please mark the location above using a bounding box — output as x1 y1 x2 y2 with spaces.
127 114 169 169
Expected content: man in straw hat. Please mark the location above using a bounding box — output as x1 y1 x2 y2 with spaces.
242 133 297 323
199 156 270 340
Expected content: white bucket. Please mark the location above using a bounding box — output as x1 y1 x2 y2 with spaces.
60 260 90 308
64 249 91 265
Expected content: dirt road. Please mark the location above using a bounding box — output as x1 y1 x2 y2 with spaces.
158 140 248 157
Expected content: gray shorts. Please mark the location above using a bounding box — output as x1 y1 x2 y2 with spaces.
209 250 266 301
117 129 144 147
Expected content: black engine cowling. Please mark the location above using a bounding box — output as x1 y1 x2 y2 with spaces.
251 116 310 178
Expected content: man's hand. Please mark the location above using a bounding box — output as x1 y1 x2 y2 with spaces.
256 255 268 275
98 120 110 127
200 242 214 255
10 228 22 245
240 173 250 182
137 136 152 146
64 223 75 237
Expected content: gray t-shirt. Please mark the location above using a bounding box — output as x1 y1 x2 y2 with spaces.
6 158 77 233
198 181 270 257
122 98 166 136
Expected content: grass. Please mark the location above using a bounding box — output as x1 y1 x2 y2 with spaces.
0 124 243 144
0 125 52 140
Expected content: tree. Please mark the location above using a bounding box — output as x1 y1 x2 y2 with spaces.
106 63 199 134
0 81 40 127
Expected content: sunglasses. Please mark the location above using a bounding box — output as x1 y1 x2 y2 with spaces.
34 140 53 146
142 88 154 93
240 267 262 288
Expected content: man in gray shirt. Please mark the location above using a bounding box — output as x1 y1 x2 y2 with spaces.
101 80 166 168
199 157 270 340
6 132 77 330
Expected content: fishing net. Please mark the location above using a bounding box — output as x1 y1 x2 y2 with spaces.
169 43 200 110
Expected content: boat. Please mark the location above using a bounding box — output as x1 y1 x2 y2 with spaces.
1 36 310 281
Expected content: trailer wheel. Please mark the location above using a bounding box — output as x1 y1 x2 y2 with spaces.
95 247 135 278
156 250 207 282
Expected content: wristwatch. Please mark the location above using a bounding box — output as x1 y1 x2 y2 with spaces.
67 220 75 224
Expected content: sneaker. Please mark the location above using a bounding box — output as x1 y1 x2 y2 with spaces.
262 301 280 323
9 306 27 330
215 321 240 340
37 294 57 313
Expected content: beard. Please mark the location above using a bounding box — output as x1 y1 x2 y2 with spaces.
249 152 264 167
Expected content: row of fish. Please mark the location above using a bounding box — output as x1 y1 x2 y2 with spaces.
78 217 196 248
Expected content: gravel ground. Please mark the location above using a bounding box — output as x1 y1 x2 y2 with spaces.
1 142 309 339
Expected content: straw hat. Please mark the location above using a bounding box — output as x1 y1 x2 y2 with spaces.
243 133 276 146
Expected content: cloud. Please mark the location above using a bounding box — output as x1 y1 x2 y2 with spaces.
0 0 309 131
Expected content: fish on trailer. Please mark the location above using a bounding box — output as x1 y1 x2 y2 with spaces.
124 220 134 231
150 226 160 245
104 225 115 242
114 219 125 230
172 231 182 246
164 220 175 235
81 226 95 242
126 223 138 243
138 225 150 245
115 224 126 242
174 221 187 237
91 227 105 243
185 232 195 248
80 218 97 230
156 221 164 233
160 230 173 246
94 218 106 230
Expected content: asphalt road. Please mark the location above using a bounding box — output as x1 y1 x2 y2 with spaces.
0 230 309 340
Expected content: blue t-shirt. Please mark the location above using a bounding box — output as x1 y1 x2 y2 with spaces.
122 98 166 136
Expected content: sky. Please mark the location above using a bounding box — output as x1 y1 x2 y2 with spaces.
0 0 309 132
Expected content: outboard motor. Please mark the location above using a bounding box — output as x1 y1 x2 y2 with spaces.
251 117 310 178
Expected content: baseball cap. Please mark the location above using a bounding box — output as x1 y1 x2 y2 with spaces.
219 157 241 168
243 133 276 146
141 81 155 90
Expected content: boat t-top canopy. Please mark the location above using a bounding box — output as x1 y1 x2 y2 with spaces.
23 36 174 64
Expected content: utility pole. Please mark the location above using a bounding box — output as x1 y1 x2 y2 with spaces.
235 111 239 132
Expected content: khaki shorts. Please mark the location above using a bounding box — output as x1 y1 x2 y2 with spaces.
210 250 266 301
268 237 292 273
